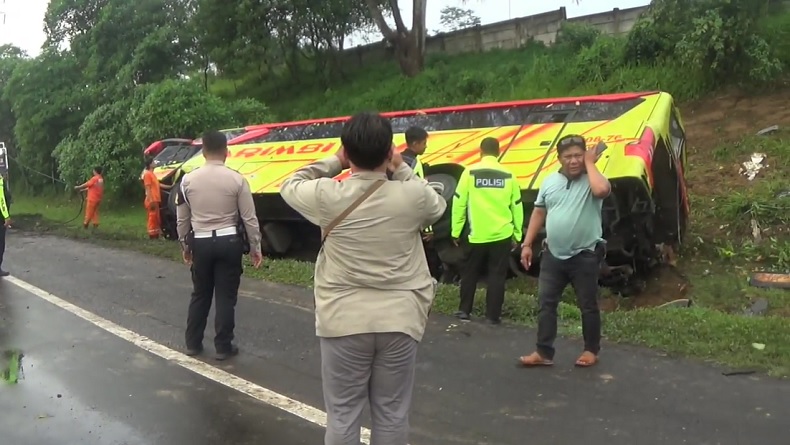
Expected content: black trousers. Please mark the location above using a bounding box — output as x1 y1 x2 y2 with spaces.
0 222 6 271
536 244 604 360
185 234 244 353
458 237 512 320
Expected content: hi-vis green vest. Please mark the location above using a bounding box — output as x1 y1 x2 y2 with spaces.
405 153 433 234
412 158 425 179
0 176 9 219
404 152 425 178
451 155 524 244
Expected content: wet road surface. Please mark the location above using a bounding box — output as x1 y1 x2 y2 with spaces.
2 232 789 445
0 283 324 444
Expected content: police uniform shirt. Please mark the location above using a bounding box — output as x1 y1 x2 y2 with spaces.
176 160 262 253
451 155 524 244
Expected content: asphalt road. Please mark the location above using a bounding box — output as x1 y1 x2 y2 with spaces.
1 232 788 445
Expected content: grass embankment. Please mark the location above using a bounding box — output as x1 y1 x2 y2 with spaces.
10 131 790 378
210 11 790 122
218 41 706 122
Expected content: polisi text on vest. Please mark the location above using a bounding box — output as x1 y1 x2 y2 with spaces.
475 177 505 188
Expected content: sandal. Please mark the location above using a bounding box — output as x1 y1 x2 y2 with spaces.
518 352 554 367
575 351 598 367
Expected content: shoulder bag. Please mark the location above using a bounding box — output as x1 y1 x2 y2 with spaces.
320 179 386 247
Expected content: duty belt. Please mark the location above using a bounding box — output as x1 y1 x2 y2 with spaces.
193 226 237 239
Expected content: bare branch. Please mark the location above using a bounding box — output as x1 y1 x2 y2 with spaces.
389 0 408 34
364 0 396 39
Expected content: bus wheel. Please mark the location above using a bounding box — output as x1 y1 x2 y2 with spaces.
425 173 458 202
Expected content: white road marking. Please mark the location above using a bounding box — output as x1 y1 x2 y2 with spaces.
6 275 373 443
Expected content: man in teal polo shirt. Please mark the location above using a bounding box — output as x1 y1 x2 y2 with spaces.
451 137 523 324
518 134 610 368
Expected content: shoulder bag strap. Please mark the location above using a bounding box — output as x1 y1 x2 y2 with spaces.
321 179 385 245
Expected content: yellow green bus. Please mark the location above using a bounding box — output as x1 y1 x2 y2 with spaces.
159 91 689 295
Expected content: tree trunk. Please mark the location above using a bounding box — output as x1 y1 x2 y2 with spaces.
202 57 209 92
393 33 422 77
365 0 427 77
411 0 428 71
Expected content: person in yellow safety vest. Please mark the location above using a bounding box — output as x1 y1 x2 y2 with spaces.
402 126 434 239
0 174 11 277
450 137 524 324
402 126 428 178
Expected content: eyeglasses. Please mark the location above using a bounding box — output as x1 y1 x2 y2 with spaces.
557 136 585 150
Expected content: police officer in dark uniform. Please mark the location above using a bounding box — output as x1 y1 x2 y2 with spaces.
176 130 263 360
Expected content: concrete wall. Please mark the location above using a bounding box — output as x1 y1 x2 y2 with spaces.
565 6 647 37
342 5 650 68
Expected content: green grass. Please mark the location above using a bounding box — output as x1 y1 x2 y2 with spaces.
8 195 149 240
218 38 716 122
213 7 790 124
9 194 790 378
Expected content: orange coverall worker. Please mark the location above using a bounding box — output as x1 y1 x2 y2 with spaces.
142 169 162 238
81 172 104 228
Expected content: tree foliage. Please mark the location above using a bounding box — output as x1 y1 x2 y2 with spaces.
128 79 233 148
0 46 26 158
194 0 375 84
438 6 481 33
3 51 89 192
625 0 782 83
52 100 137 196
52 79 274 197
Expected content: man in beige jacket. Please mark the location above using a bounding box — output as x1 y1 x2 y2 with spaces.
280 112 447 445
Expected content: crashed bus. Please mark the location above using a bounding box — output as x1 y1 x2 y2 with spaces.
157 91 690 295
146 125 270 181
147 125 271 236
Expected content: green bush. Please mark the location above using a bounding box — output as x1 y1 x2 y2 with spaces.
571 36 626 84
623 19 673 65
50 80 275 200
624 0 782 84
53 100 140 198
555 22 602 53
676 11 780 83
128 79 233 147
226 98 277 126
759 11 790 70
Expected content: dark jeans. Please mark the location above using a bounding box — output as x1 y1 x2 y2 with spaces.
536 244 604 359
458 237 512 320
185 234 244 353
0 222 5 271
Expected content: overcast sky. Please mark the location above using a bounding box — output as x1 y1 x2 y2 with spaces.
0 0 650 57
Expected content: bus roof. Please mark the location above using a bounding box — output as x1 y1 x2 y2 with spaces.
175 91 672 194
261 91 660 129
